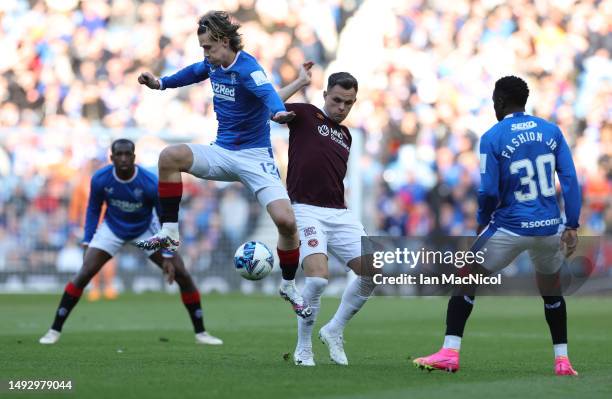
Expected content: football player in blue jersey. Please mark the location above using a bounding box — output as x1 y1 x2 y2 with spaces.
136 11 310 318
39 139 222 346
414 76 580 375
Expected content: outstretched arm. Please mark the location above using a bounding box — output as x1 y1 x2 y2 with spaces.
138 62 210 90
277 61 314 102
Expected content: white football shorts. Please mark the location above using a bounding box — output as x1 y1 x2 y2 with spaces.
187 143 289 207
293 203 367 269
472 226 564 274
88 216 161 257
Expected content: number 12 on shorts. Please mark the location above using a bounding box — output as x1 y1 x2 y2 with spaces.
260 162 280 178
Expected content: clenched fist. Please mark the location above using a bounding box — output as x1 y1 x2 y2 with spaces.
138 72 161 89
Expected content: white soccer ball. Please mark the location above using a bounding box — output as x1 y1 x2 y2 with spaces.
234 241 274 281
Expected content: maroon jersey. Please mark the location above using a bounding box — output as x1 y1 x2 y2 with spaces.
285 103 351 209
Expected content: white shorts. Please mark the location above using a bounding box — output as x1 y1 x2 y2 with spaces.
293 203 367 269
187 143 289 207
473 227 564 274
88 218 160 257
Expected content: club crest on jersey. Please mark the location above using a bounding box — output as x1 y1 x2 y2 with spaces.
104 187 114 194
316 113 325 120
133 188 143 199
308 239 319 248
318 125 330 136
230 73 237 84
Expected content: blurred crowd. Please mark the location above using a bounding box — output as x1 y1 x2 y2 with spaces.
0 0 610 275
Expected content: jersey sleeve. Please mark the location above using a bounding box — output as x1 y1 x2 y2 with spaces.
285 103 304 129
285 103 299 113
150 177 162 221
83 175 104 244
240 61 286 116
477 133 500 226
555 128 581 228
160 61 210 89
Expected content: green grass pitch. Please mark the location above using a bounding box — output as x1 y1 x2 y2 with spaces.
2 294 611 399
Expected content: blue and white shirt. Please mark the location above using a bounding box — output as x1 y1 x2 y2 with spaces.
160 51 285 150
478 112 581 236
83 165 160 243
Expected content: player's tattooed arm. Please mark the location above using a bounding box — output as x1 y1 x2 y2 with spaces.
277 61 314 102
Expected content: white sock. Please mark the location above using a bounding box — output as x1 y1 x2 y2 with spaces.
554 344 568 357
326 276 376 333
297 277 328 349
443 335 462 351
162 222 179 236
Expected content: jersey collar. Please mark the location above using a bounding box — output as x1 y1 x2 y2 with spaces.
221 51 241 71
113 166 138 183
504 112 526 119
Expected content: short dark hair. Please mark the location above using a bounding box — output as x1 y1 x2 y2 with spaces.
327 72 358 92
197 11 243 52
111 138 135 154
494 76 529 107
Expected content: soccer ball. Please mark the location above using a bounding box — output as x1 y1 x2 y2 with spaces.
234 241 274 281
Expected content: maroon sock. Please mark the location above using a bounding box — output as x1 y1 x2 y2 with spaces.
277 247 300 280
159 182 182 223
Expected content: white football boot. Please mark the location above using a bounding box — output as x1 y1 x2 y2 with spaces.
135 224 179 252
294 346 316 366
279 280 312 318
39 329 61 345
319 324 348 366
195 332 223 345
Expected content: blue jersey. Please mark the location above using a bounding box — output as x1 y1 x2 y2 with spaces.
83 165 160 243
160 51 285 150
478 112 581 236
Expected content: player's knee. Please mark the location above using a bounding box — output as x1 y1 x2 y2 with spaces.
350 255 376 277
274 213 297 237
159 144 192 171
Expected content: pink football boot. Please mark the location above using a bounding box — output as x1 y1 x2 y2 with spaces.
413 348 460 373
555 356 578 376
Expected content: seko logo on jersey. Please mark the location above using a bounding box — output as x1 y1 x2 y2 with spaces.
511 121 537 131
211 82 235 102
318 124 349 151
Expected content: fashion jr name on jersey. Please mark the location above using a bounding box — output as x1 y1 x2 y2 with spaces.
501 131 558 159
318 124 349 151
521 218 562 228
211 82 235 102
109 198 143 212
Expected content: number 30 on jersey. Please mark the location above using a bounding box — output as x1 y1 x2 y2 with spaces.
510 154 556 202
